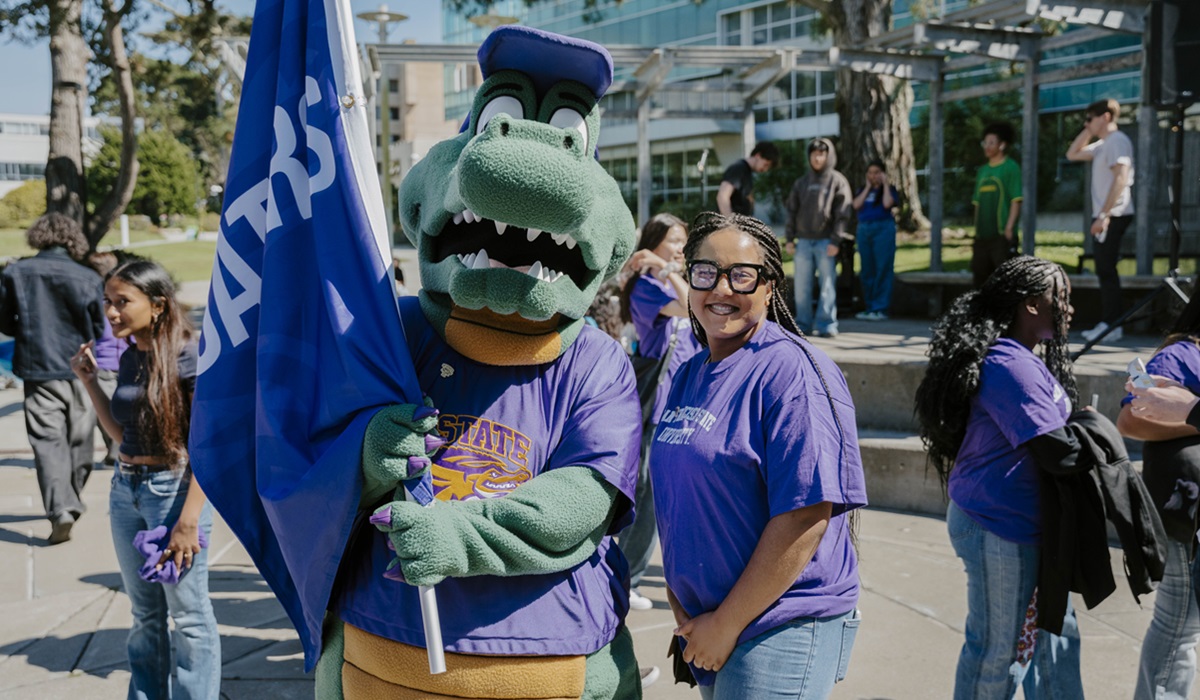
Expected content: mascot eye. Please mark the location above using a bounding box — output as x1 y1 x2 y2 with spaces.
476 95 524 136
548 108 588 152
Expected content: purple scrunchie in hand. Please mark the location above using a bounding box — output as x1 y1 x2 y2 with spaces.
132 525 209 584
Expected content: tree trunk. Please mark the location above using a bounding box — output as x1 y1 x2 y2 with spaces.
86 0 139 246
824 0 929 231
45 0 88 226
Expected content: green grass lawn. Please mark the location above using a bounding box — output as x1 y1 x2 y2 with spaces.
780 229 1085 277
0 228 215 282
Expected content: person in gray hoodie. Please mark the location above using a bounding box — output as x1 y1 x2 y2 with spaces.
785 138 853 338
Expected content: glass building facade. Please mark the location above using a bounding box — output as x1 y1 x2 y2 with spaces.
441 0 1143 217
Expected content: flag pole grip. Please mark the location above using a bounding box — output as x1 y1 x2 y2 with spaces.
418 584 446 674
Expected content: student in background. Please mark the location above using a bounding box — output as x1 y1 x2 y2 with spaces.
1067 98 1135 343
716 142 778 217
971 122 1022 288
0 213 105 544
852 160 900 321
618 213 703 612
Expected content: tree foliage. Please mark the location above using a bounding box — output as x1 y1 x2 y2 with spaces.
89 127 201 222
0 181 49 228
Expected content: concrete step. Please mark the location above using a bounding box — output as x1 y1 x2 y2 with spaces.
858 430 945 517
840 357 1135 434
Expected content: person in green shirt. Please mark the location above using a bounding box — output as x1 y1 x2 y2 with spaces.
972 122 1023 287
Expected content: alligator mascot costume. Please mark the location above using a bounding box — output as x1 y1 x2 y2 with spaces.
314 26 643 699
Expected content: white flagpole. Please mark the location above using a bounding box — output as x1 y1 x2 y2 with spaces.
327 0 446 675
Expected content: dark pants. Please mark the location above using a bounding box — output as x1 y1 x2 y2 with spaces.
972 237 1015 288
96 369 119 465
618 427 657 588
1093 215 1133 325
24 378 95 521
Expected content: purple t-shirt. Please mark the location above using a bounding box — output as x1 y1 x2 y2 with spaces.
336 297 641 656
949 338 1072 546
649 321 867 684
628 274 702 423
1122 341 1200 406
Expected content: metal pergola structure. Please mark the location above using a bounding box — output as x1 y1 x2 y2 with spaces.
218 0 1152 271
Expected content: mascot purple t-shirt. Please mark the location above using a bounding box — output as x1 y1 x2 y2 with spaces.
949 337 1072 545
336 297 639 655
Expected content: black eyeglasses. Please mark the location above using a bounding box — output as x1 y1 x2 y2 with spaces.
687 260 769 294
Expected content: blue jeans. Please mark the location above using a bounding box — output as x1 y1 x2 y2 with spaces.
793 238 838 335
947 502 1083 700
110 468 221 700
697 609 859 699
856 218 896 314
1136 538 1199 699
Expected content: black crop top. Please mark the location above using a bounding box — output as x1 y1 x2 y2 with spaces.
109 341 198 458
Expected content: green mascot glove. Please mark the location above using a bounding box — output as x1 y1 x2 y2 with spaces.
369 466 619 587
360 398 441 508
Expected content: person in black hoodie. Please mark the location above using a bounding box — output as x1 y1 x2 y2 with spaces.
0 213 105 544
1118 292 1200 700
785 138 852 338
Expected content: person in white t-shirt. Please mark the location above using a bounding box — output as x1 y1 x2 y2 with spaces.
1066 98 1135 343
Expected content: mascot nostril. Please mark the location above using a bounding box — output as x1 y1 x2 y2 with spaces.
320 25 645 700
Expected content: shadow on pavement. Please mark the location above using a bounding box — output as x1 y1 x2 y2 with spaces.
0 630 307 683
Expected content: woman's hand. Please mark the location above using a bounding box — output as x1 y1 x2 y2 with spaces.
676 610 742 672
70 341 98 383
160 515 202 571
1128 376 1198 424
624 249 673 278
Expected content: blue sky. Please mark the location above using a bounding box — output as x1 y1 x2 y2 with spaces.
0 0 442 115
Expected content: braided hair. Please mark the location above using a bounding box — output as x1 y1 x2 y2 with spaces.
683 211 858 543
914 256 1077 486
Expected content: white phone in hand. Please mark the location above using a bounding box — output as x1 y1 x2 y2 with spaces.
1128 358 1155 390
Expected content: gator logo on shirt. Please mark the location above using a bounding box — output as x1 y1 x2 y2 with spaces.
430 414 534 501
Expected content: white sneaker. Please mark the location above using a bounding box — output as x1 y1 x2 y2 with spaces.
640 666 660 689
1082 322 1122 343
628 588 653 611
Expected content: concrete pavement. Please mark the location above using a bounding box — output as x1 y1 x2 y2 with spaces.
0 321 1163 699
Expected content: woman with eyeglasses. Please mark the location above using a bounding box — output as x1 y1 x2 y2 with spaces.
650 212 866 698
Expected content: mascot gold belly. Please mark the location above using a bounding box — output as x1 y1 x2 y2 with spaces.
313 26 643 700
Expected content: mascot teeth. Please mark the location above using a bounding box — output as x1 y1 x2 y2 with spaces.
495 221 507 235
526 228 543 242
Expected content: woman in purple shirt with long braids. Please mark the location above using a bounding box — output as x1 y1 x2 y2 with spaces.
915 256 1086 699
650 212 866 698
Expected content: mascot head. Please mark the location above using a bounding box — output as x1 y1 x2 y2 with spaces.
399 26 636 366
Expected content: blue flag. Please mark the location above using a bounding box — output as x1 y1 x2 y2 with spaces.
189 0 425 671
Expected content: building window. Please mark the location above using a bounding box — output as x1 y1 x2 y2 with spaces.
719 2 815 47
601 147 722 218
389 107 400 121
388 79 399 93
0 162 47 180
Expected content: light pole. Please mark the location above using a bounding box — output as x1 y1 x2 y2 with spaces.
357 4 407 241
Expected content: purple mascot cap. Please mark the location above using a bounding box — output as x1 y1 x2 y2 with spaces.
476 25 613 101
